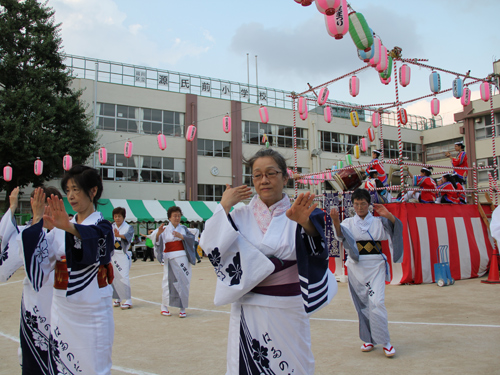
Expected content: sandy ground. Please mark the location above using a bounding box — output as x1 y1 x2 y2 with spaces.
1 259 499 375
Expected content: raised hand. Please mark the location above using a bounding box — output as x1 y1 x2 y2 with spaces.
155 223 166 242
30 188 46 224
373 203 395 223
329 207 340 225
46 194 72 232
172 231 184 240
220 184 253 214
114 228 120 237
286 192 317 226
9 187 20 216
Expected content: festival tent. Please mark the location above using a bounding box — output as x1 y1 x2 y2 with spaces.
62 198 243 222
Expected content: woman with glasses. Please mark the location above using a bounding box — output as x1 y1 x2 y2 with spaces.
330 189 403 358
200 148 337 375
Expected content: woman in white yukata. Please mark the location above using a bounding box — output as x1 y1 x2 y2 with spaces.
21 165 115 375
200 148 337 375
111 206 135 309
330 188 403 358
0 186 63 375
153 206 196 318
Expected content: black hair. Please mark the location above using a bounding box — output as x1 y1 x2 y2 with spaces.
443 174 457 189
421 168 432 177
368 170 378 178
61 165 103 209
244 148 289 179
112 207 126 218
352 188 371 204
30 185 63 201
167 206 183 219
456 142 465 150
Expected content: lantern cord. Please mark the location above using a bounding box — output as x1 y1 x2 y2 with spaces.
397 58 485 82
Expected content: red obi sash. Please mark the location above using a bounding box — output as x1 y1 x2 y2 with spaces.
164 241 184 253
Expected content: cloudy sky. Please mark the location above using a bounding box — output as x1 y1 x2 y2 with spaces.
46 0 500 125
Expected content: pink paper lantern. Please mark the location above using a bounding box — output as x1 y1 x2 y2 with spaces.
259 106 269 124
399 64 411 87
3 164 12 182
368 37 381 67
399 108 408 125
375 45 388 73
349 75 360 97
318 87 329 105
324 0 348 40
294 0 313 6
300 106 308 121
380 76 391 85
480 82 490 102
63 153 72 171
368 127 376 142
287 168 294 178
315 0 340 15
298 96 307 115
99 147 108 164
124 140 133 158
461 87 471 106
372 112 381 128
222 113 231 133
186 125 197 142
430 98 440 116
360 138 368 152
324 106 332 123
34 158 43 176
157 133 167 150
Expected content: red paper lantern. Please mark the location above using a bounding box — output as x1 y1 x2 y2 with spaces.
259 106 269 124
34 158 43 176
3 164 12 182
63 153 72 171
368 127 376 142
99 147 108 164
186 125 197 142
157 133 167 150
222 113 231 133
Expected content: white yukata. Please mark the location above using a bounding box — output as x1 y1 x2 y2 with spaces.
333 212 403 346
0 210 59 375
154 223 196 311
21 211 115 375
111 221 135 306
200 195 337 375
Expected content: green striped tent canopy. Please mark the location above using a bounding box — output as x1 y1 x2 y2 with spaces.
62 198 244 223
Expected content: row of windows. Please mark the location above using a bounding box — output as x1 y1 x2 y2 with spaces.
98 103 185 136
198 184 224 201
198 139 231 158
320 131 369 155
475 114 500 140
242 121 308 150
383 140 421 162
99 153 185 183
425 138 463 162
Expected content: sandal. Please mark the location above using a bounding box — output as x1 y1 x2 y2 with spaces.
161 310 171 316
383 345 396 357
179 312 187 318
120 304 132 310
361 343 374 352
113 301 120 307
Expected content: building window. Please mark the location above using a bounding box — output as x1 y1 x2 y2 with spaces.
383 140 421 162
99 153 185 184
475 114 500 140
320 131 367 155
198 184 224 201
242 121 308 150
97 103 184 136
425 138 462 162
477 157 499 182
198 139 231 158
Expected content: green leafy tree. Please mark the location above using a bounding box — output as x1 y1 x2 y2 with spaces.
0 0 97 203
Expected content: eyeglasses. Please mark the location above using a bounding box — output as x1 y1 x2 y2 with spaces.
353 202 369 208
252 170 283 181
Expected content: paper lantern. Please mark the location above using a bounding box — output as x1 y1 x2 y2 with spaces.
369 37 381 67
34 158 43 176
350 111 359 127
368 127 376 142
259 106 269 124
431 98 440 116
222 113 231 133
124 140 133 158
452 78 463 98
399 108 408 125
375 45 388 73
380 76 391 85
480 82 490 102
349 75 360 97
3 164 12 182
348 12 373 51
357 47 374 63
360 138 368 152
372 112 381 128
157 133 167 150
287 168 294 179
345 154 352 165
337 160 344 169
379 56 393 80
461 87 471 106
63 153 72 171
324 0 348 39
315 0 340 15
98 147 108 164
429 71 441 93
354 145 360 159
295 0 313 6
298 96 307 115
300 109 308 121
186 124 197 142
318 87 329 105
262 134 268 144
399 64 411 87
324 106 332 123
314 176 321 185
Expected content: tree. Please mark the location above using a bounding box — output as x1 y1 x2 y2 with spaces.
0 0 97 204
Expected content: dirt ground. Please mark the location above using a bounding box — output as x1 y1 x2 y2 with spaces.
1 259 499 375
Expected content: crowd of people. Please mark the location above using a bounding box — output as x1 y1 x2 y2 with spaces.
0 141 470 374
